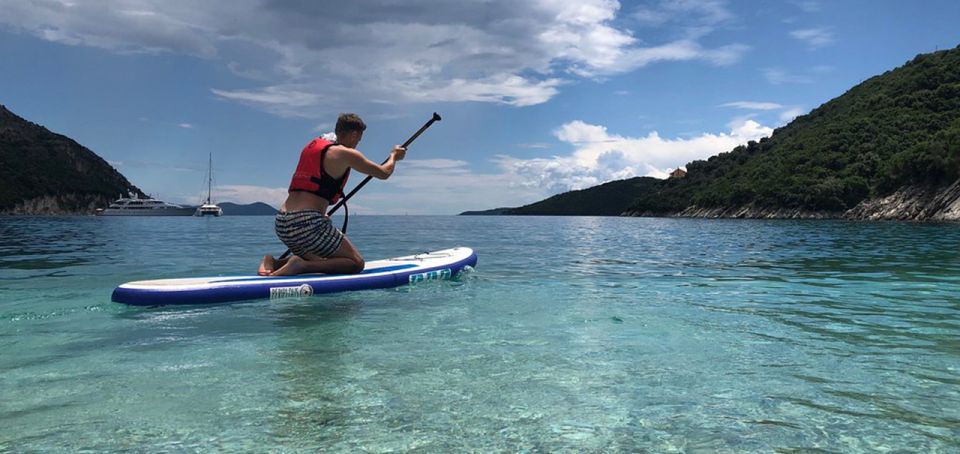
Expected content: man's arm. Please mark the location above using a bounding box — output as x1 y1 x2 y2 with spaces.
340 146 406 179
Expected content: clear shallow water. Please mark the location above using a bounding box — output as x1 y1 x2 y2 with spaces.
1 215 958 452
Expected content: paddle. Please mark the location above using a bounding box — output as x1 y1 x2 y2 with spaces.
277 112 442 260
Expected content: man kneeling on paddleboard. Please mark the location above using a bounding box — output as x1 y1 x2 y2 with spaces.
259 113 405 276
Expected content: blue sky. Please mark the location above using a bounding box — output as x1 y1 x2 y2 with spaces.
1 0 958 214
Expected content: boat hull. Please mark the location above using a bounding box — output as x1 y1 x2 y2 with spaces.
99 207 196 216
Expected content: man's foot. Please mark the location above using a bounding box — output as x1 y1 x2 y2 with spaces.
270 255 307 276
258 255 277 276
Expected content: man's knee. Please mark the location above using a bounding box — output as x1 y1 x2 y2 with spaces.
347 256 364 274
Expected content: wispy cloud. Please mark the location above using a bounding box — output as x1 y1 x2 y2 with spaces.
632 0 735 38
402 159 472 171
722 101 784 110
516 143 551 149
723 101 807 125
790 28 834 48
779 107 807 123
764 68 814 85
178 123 194 129
790 1 822 13
210 86 323 118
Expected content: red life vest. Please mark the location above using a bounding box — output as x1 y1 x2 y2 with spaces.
288 138 351 204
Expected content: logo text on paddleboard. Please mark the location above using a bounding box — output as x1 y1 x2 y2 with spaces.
270 284 314 299
408 268 452 284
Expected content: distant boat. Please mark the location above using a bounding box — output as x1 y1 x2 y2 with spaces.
98 193 194 216
195 153 222 217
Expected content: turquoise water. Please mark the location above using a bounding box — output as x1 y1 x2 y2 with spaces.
1 215 959 452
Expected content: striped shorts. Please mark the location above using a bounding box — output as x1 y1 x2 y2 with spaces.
275 210 344 258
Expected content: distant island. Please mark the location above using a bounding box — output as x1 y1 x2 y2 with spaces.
459 207 514 216
464 177 662 216
218 202 278 216
464 45 960 222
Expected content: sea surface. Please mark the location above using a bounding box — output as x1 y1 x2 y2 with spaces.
1 215 958 452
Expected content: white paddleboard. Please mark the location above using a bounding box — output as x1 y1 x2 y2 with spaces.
112 247 477 306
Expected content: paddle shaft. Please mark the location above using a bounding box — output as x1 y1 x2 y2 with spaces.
277 113 442 261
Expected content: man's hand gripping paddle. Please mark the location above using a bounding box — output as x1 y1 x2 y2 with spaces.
277 112 442 261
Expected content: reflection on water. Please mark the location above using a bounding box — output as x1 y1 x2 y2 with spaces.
1 216 958 451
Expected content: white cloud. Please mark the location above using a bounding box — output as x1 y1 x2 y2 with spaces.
0 1 220 57
790 28 834 48
722 101 783 110
0 0 748 116
492 118 773 195
178 123 193 129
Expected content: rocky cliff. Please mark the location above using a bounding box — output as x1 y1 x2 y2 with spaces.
0 104 143 214
843 180 960 221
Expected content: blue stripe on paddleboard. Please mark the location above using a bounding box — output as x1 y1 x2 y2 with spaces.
209 264 418 283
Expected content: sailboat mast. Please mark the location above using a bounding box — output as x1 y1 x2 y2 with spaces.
206 152 212 204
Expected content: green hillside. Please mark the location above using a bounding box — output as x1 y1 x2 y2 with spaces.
0 105 143 213
629 45 960 214
504 177 662 216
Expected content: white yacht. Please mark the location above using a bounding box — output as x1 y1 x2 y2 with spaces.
98 193 195 216
195 153 223 217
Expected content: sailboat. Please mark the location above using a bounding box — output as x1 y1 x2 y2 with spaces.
195 153 223 217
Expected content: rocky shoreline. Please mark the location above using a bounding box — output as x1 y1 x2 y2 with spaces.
843 180 960 221
1 194 112 215
622 180 960 222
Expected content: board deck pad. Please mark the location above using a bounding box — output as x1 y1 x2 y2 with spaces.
112 247 477 306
